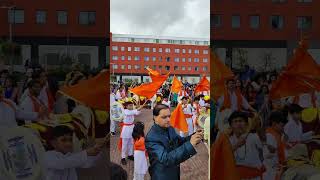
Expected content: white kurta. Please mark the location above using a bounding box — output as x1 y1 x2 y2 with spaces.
0 99 38 127
38 83 50 109
134 151 148 174
217 92 250 112
287 93 317 108
20 95 43 124
110 93 117 133
182 104 194 136
121 109 140 138
284 116 313 143
44 150 101 180
115 90 122 101
263 133 278 180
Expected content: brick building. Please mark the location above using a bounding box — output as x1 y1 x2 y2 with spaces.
0 0 109 71
110 33 210 83
211 0 320 70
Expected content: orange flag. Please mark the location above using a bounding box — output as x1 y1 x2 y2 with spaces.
171 76 183 93
130 75 167 99
170 103 188 132
59 70 109 110
211 133 240 180
195 75 210 94
146 67 160 76
211 51 234 100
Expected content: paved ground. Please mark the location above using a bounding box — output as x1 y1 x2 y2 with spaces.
110 109 209 180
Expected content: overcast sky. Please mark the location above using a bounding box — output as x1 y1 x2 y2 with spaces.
111 0 209 39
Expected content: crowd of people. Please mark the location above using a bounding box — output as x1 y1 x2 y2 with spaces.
0 64 108 180
212 65 320 180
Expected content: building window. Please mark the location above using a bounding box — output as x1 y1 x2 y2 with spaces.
78 53 91 66
159 57 162 61
8 9 24 24
113 64 118 69
203 50 209 54
175 49 180 53
135 65 140 70
188 66 192 71
153 48 156 52
43 53 59 65
159 48 162 52
182 66 186 71
128 56 131 60
134 47 140 52
112 56 118 60
195 66 199 71
250 15 260 29
232 15 240 28
121 47 125 51
144 47 150 52
271 15 284 29
128 65 131 69
121 65 125 70
212 14 222 28
128 47 131 51
174 58 179 62
152 57 156 61
182 58 186 62
57 11 67 24
144 56 149 61
165 66 170 70
134 56 140 61
298 16 312 30
297 0 312 2
174 66 179 70
121 56 125 60
188 49 192 54
188 58 192 62
79 11 96 25
36 10 46 24
166 57 170 62
153 65 156 69
112 46 118 51
159 65 162 70
203 66 208 71
203 58 208 63
194 58 199 62
165 48 171 53
195 50 200 54
182 49 186 54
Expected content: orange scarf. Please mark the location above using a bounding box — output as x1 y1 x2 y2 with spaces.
266 127 286 180
29 93 41 112
134 137 148 157
46 87 55 112
236 165 266 180
293 92 316 107
221 90 243 111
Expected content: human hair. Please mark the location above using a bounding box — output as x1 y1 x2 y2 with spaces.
269 111 288 125
153 104 170 116
194 96 200 101
258 85 269 95
110 162 127 180
132 121 145 141
181 96 188 101
28 79 41 88
52 125 73 140
288 104 303 114
228 111 249 125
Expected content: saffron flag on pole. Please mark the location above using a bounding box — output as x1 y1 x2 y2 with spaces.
59 70 109 110
195 75 210 94
171 76 183 93
170 103 188 132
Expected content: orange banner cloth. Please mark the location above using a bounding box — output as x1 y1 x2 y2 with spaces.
171 76 183 93
211 51 234 100
146 67 160 76
59 70 109 110
170 103 188 133
211 132 240 180
195 75 210 94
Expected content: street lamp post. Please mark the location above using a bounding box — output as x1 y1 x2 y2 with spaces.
1 6 15 72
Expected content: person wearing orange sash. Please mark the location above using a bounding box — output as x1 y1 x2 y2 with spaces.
217 79 256 113
132 121 148 180
19 80 48 124
258 111 287 180
228 111 265 180
38 71 55 113
118 101 142 165
180 96 194 137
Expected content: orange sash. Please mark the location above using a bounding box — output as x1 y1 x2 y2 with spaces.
221 90 243 111
134 137 148 157
236 165 266 180
184 114 193 118
266 127 286 180
118 122 134 152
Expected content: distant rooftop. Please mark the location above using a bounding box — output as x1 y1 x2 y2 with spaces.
111 33 210 46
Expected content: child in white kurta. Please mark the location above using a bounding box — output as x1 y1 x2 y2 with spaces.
120 102 141 165
132 121 148 180
180 97 194 137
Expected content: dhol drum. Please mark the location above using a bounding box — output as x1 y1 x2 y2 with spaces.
110 101 125 122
